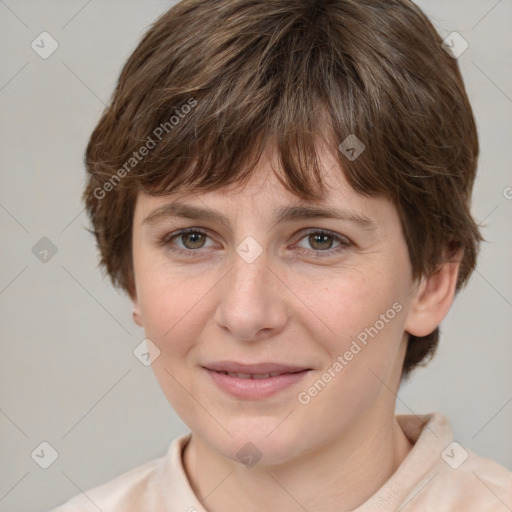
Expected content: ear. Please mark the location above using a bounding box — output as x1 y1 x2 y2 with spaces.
404 249 463 337
128 284 144 327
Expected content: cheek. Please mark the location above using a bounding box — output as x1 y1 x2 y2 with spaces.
293 270 407 428
297 263 409 410
136 270 209 415
302 265 404 347
135 261 201 356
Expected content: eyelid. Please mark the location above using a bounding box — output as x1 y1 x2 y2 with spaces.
295 227 350 243
160 227 215 249
292 228 351 256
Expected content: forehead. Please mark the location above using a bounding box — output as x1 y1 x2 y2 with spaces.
133 143 385 221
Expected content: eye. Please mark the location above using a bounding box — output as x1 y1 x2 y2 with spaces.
159 227 351 258
159 228 214 255
294 229 351 257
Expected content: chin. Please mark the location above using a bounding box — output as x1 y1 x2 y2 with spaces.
200 416 309 467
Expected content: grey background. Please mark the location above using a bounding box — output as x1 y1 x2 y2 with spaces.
0 1 511 511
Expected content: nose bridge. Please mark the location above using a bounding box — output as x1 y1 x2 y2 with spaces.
229 239 270 302
215 238 285 340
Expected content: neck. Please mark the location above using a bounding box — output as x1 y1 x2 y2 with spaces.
182 408 413 512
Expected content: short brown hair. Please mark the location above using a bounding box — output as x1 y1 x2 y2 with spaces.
83 0 482 380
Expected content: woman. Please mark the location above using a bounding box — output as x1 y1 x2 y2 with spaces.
52 0 512 510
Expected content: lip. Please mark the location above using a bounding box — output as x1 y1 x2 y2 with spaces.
204 361 309 374
203 361 311 400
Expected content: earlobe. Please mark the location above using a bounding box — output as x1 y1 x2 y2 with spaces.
404 250 463 338
129 286 144 327
132 309 143 327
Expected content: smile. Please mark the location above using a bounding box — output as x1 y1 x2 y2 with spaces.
215 371 291 379
203 362 311 399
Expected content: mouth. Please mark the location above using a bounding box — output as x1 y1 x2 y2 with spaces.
212 371 297 379
202 361 312 399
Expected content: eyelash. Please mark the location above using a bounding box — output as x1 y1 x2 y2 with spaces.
158 227 351 259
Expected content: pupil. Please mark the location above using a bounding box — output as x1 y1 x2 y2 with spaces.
185 233 204 248
311 233 331 250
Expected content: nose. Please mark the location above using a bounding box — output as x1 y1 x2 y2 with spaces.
214 245 288 342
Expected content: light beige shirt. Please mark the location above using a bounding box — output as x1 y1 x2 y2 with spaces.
51 413 512 511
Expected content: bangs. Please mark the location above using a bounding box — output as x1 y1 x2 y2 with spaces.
138 99 337 203
101 1 395 203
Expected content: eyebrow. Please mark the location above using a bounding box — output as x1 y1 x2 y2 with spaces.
141 202 378 230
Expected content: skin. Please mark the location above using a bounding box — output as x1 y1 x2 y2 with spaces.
130 143 461 511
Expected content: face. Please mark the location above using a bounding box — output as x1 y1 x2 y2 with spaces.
130 144 421 465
